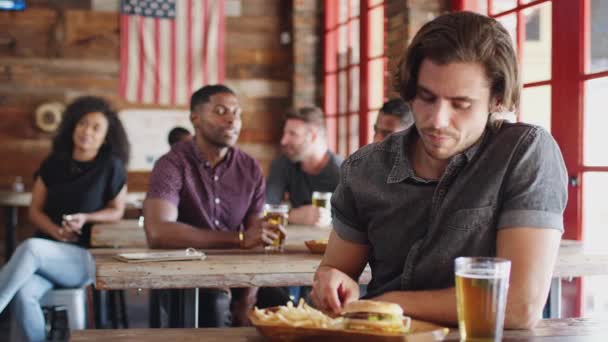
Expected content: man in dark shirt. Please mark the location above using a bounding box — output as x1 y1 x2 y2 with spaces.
311 12 567 330
372 98 414 143
266 107 343 227
167 126 192 146
144 85 282 327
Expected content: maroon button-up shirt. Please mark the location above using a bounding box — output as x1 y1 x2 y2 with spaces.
147 139 265 232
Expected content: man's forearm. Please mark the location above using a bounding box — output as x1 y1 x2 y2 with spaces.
145 221 239 249
373 288 458 325
288 206 313 225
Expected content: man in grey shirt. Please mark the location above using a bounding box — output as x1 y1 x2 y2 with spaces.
266 107 343 227
311 12 567 330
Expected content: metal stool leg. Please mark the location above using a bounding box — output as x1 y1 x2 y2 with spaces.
118 290 129 328
168 289 184 328
149 290 161 328
108 291 117 328
93 290 109 329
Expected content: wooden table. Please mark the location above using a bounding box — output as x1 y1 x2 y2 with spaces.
71 318 608 341
91 225 345 290
90 221 330 249
91 238 608 290
0 191 145 260
90 225 608 319
91 225 342 328
91 219 146 248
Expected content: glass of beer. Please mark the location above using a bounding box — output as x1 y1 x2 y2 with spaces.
455 257 511 342
263 204 289 252
312 192 332 210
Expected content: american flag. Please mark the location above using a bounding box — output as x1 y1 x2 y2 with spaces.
120 0 225 106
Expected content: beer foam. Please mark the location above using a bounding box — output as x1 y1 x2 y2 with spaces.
455 271 508 279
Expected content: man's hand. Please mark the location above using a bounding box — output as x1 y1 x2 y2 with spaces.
311 265 360 315
242 218 287 249
289 205 331 227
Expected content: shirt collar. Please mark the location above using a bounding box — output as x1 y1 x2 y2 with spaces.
190 138 234 168
386 127 416 184
386 125 489 184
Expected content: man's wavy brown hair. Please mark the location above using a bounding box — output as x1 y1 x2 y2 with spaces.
394 11 520 112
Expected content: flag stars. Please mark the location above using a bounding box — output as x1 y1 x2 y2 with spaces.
121 0 175 19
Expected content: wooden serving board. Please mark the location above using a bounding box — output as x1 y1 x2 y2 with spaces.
248 307 449 341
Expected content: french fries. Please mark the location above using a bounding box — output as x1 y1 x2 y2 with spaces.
253 299 344 329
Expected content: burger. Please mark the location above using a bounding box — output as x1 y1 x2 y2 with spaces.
341 300 410 334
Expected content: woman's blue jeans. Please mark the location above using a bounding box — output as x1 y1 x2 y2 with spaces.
0 238 94 341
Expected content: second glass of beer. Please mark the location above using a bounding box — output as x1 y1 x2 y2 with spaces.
311 191 332 210
263 203 289 252
455 257 511 342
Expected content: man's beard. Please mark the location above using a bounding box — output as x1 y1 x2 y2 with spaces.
282 145 305 162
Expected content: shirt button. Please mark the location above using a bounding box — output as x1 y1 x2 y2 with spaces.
214 198 220 204
214 175 219 181
214 220 220 226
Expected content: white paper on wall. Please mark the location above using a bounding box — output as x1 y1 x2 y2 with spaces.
119 109 192 171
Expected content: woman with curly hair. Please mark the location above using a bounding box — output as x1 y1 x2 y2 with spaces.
0 96 130 341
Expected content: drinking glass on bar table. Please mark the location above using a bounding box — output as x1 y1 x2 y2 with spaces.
263 203 289 252
455 257 511 342
311 191 332 210
312 192 332 227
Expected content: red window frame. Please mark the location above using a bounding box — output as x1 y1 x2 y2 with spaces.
324 1 387 156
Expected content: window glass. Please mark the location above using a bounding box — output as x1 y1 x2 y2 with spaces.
368 59 384 110
474 0 488 15
349 114 360 154
324 74 337 115
522 3 552 83
492 0 517 14
520 85 552 132
583 172 608 319
583 173 608 249
589 0 608 73
496 14 517 52
349 67 360 112
350 19 360 64
338 25 348 68
339 0 348 23
350 0 360 17
338 115 347 156
583 77 608 165
368 110 378 143
368 6 384 58
325 116 337 151
338 71 347 114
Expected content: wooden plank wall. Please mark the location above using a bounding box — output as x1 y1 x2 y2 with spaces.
0 0 292 243
0 0 291 192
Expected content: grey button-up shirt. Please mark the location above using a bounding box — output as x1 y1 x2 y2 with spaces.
332 122 568 297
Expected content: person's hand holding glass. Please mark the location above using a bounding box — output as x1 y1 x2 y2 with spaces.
239 206 287 250
262 204 289 252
